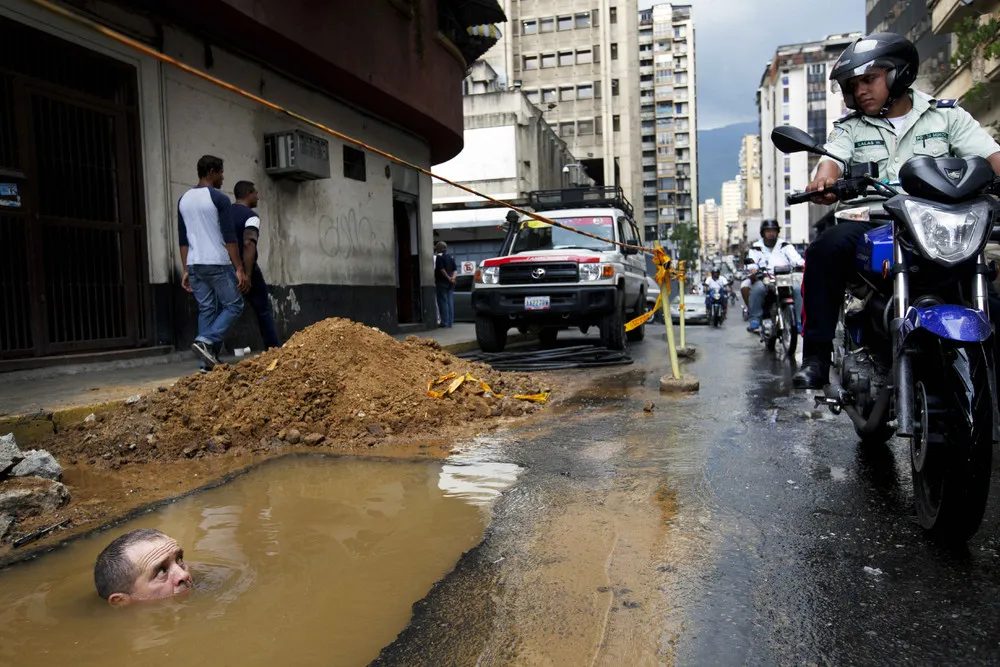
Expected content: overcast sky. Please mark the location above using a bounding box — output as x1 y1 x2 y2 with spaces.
638 0 866 129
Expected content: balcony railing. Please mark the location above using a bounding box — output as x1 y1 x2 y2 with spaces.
642 141 656 151
640 66 654 76
640 111 654 121
929 0 979 34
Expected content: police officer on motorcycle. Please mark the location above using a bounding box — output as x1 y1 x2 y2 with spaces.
704 266 730 315
741 219 804 333
793 32 1000 389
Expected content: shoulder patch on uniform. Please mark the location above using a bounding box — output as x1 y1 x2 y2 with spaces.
827 127 846 143
936 99 957 108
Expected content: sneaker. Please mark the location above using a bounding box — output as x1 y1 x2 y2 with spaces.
747 319 761 333
793 357 829 389
191 340 220 368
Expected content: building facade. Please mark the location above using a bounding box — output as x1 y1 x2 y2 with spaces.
928 0 1000 136
720 179 741 252
757 33 860 246
736 134 762 254
637 3 698 242
487 0 644 235
0 0 500 364
866 0 953 93
432 61 584 269
698 198 719 253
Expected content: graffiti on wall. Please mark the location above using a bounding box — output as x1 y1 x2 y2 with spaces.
318 208 388 259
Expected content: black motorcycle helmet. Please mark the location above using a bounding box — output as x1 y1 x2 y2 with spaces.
829 32 919 115
760 219 780 236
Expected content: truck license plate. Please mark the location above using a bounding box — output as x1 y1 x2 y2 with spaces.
524 296 550 311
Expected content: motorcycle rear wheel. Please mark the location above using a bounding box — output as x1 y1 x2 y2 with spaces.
911 344 993 543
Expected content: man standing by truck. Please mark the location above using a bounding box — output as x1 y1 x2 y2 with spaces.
435 241 458 328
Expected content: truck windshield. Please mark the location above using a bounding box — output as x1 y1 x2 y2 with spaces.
510 217 615 253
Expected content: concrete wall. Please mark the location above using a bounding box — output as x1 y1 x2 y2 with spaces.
3 0 440 353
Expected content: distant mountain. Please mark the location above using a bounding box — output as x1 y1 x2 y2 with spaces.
696 121 758 204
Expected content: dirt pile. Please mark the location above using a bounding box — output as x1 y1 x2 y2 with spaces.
40 319 547 467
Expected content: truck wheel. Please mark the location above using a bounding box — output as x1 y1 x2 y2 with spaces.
539 328 558 348
626 291 645 342
600 291 626 351
476 315 508 352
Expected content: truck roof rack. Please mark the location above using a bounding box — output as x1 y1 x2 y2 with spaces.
528 186 635 220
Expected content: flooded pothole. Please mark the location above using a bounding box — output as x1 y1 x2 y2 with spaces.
0 453 520 666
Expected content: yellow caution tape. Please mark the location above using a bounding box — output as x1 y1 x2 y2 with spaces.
427 372 548 403
626 244 671 332
266 359 278 372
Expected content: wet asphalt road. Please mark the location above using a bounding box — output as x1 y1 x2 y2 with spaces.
375 322 1000 666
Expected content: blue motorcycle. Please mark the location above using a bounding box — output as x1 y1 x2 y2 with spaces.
706 289 726 327
774 125 1000 543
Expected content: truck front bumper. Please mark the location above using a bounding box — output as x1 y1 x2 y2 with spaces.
472 285 617 324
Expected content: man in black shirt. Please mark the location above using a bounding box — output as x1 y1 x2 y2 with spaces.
434 241 458 328
230 181 281 349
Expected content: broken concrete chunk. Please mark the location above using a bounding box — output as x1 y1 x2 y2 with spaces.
0 434 23 478
83 413 97 423
11 450 63 481
286 429 302 445
0 479 70 517
0 513 12 542
125 394 142 405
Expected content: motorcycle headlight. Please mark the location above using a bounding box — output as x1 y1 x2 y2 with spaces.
580 263 601 281
481 266 500 284
902 199 991 266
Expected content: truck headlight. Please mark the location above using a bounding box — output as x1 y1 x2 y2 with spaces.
480 266 500 284
580 263 601 281
902 199 992 266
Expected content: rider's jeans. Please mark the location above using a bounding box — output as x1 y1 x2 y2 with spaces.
749 278 802 323
802 221 871 345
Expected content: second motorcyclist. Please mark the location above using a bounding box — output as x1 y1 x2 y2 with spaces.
704 267 730 316
741 219 804 333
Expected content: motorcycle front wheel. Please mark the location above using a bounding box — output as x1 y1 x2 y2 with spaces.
777 304 797 359
911 344 993 543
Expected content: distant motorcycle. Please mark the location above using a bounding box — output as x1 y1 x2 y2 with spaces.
757 267 800 358
706 289 726 328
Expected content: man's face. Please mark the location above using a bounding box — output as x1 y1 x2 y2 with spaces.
712 272 720 280
763 229 779 246
247 190 259 208
116 536 192 604
849 68 890 116
209 168 224 189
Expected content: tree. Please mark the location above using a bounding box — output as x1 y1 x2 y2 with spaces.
952 13 1000 109
669 222 700 267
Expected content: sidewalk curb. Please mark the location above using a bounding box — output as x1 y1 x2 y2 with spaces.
1 335 523 446
0 401 123 445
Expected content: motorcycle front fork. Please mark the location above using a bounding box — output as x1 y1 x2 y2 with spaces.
891 235 990 438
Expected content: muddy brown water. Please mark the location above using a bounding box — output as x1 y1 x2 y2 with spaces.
0 454 520 666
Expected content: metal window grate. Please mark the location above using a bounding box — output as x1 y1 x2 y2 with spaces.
0 75 19 171
0 215 32 353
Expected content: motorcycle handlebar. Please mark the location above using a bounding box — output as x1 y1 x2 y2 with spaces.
786 190 814 205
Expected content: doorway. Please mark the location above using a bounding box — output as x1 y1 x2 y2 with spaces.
393 195 422 325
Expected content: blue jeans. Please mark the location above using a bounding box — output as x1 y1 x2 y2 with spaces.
749 278 802 324
248 264 281 349
188 264 244 348
436 283 454 327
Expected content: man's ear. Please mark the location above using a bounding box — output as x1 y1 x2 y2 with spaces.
108 592 131 607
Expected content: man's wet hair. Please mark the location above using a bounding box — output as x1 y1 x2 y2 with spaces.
94 528 165 599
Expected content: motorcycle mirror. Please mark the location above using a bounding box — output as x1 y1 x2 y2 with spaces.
771 126 848 170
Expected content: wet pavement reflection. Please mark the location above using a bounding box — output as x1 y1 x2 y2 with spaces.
377 324 1000 666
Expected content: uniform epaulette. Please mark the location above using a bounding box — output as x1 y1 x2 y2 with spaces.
936 99 957 108
835 110 861 123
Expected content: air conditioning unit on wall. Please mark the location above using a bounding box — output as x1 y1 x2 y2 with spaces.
263 129 331 181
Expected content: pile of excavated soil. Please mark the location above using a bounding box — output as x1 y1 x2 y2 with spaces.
39 319 547 468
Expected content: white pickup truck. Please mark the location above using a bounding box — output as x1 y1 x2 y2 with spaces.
472 187 648 352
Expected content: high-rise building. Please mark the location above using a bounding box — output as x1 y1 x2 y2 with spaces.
739 135 762 211
720 180 741 252
927 1 1000 134
637 3 698 242
698 198 719 252
488 1 643 234
757 33 860 247
866 0 953 93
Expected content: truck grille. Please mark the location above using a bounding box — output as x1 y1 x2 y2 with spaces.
498 262 579 285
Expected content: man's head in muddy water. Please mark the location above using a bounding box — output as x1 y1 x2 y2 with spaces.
94 529 192 605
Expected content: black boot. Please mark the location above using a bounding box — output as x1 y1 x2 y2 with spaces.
793 357 829 389
794 340 832 389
